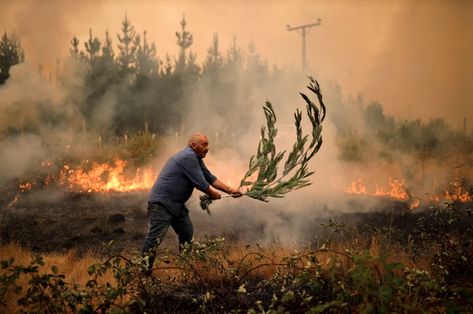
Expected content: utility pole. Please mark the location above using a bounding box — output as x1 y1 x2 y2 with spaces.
287 18 321 69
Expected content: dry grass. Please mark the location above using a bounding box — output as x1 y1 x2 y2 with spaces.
0 242 116 313
0 235 449 313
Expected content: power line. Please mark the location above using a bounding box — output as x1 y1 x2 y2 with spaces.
287 18 321 69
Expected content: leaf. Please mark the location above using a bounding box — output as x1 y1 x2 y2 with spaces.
237 284 247 294
203 77 327 210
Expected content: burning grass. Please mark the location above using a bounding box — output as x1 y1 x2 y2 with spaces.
1 201 473 313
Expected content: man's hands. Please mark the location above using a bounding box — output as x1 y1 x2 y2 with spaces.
228 188 243 198
212 179 243 198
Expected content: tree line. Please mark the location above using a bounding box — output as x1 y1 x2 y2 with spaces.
1 15 284 139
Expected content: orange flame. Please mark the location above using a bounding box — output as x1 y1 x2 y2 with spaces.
59 159 155 193
344 176 471 209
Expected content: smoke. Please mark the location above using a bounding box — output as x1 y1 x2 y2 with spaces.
0 0 101 73
0 0 472 246
362 0 473 123
0 134 46 185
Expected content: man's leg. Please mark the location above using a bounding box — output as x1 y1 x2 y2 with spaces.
141 203 173 271
171 209 194 252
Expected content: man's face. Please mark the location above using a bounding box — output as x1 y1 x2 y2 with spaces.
192 136 209 158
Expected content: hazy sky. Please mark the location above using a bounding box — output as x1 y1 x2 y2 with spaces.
1 0 472 126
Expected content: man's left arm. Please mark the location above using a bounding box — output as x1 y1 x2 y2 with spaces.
200 160 242 197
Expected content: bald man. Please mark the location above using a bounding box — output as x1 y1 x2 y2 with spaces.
141 133 242 273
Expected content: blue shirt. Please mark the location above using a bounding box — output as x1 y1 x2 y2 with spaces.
148 146 217 216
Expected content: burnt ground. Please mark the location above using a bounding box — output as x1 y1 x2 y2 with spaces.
0 190 149 255
1 188 473 313
0 186 472 256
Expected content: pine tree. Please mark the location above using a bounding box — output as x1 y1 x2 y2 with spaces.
203 32 223 75
185 51 200 77
70 36 80 57
0 31 25 84
136 30 158 79
175 14 193 73
84 29 101 60
117 14 138 81
162 54 173 76
102 30 114 61
226 36 244 68
246 41 268 82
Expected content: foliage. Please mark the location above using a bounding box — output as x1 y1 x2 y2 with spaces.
0 252 147 313
200 76 326 212
0 31 25 84
122 131 159 167
2 205 473 314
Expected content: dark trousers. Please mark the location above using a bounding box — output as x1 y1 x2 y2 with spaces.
141 202 193 270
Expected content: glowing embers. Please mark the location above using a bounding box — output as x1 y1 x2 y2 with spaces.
443 179 472 203
59 159 155 193
19 182 33 192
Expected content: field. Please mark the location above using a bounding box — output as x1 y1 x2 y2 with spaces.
1 188 472 313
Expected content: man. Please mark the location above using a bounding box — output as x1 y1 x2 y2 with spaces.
141 132 242 272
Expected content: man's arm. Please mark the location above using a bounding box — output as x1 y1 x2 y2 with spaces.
211 179 242 198
204 185 222 200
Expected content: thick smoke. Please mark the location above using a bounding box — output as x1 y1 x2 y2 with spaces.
0 1 472 246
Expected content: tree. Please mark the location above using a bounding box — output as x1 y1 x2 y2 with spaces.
0 31 25 84
203 32 223 76
246 41 268 81
175 14 193 73
136 30 158 79
84 29 101 60
102 30 114 61
117 14 138 81
226 36 244 69
70 36 80 57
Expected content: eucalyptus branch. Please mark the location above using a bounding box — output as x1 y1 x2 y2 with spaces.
200 76 326 214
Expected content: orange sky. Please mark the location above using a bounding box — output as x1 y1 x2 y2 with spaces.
1 0 472 127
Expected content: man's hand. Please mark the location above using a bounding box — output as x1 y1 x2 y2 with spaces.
212 179 242 198
228 188 243 198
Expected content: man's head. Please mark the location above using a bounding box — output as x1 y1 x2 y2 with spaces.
188 133 209 158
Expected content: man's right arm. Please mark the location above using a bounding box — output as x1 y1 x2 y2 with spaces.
204 186 221 200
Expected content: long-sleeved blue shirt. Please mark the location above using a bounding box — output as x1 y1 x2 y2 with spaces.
148 146 217 216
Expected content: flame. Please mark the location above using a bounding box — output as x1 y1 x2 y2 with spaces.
346 177 409 200
344 176 472 209
444 180 472 202
373 177 409 201
59 159 155 193
344 179 368 195
19 182 32 192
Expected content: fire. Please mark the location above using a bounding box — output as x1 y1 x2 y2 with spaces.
345 177 411 204
19 182 32 192
345 179 368 195
59 159 155 193
344 176 472 209
374 177 409 201
444 180 472 203
18 159 156 193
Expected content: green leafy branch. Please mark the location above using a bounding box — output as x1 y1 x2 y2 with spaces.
200 76 326 213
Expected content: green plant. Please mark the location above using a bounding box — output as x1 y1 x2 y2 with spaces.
201 76 326 213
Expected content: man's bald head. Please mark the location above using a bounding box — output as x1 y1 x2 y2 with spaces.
187 133 208 146
187 133 209 158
